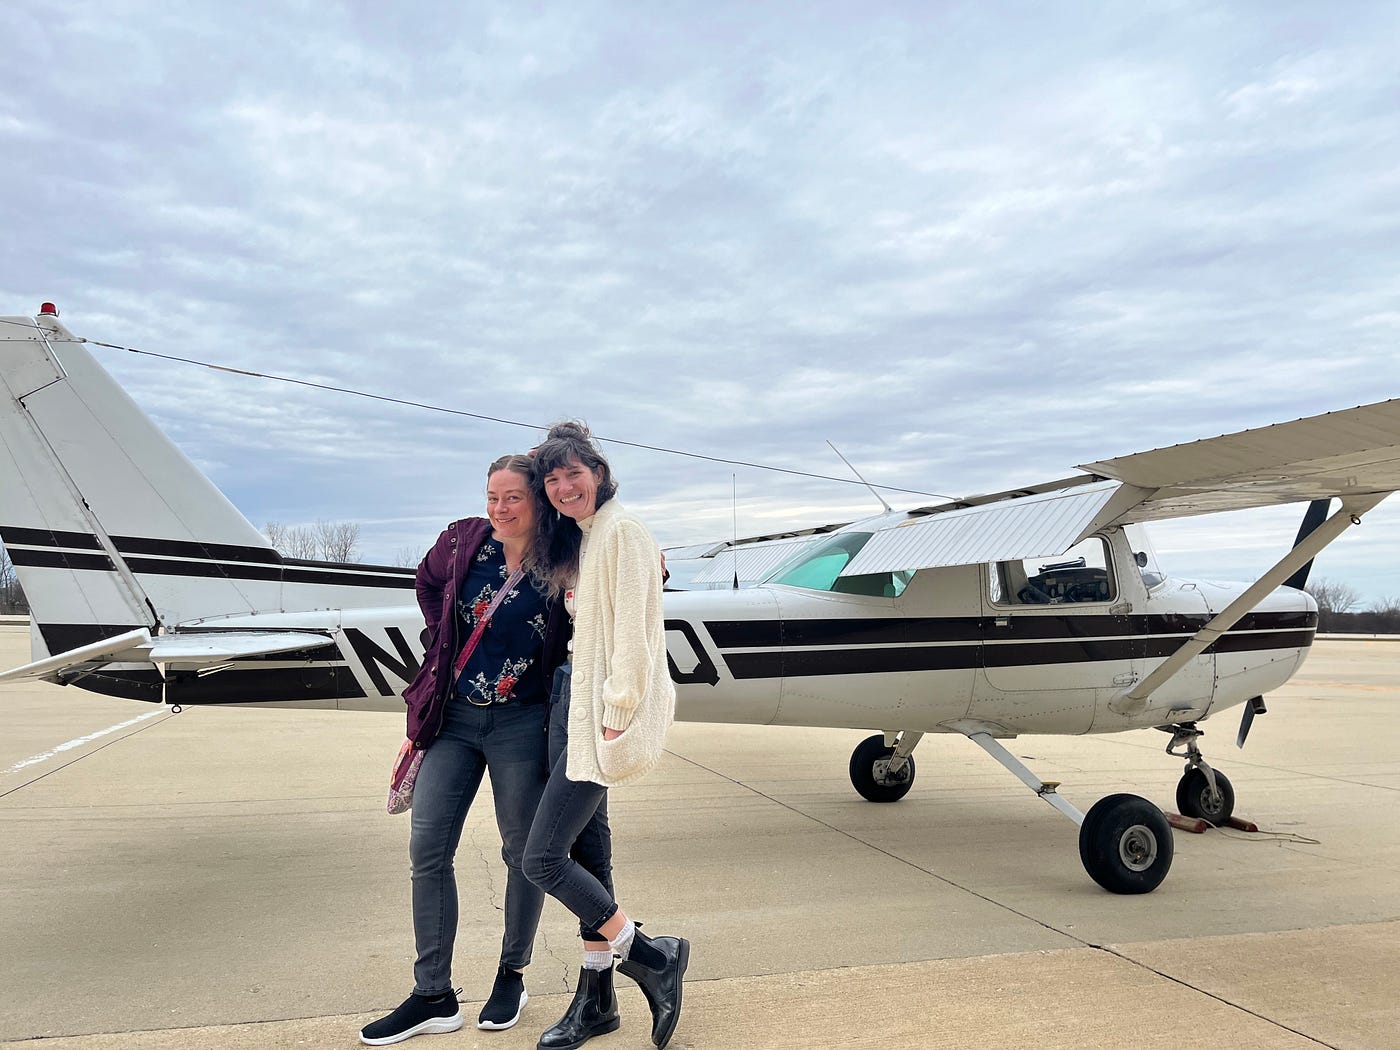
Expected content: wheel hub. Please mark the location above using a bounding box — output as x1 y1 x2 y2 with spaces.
871 758 910 787
1118 824 1159 871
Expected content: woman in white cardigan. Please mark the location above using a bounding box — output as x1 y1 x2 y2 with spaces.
522 421 688 1050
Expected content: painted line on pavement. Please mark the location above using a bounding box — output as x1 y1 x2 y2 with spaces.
3 709 166 774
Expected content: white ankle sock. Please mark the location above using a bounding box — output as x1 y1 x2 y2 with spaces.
607 919 636 960
583 949 612 971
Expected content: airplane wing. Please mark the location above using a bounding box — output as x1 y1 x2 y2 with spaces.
0 628 335 683
1081 398 1400 521
841 398 1400 578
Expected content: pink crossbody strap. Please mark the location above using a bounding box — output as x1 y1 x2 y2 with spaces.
451 568 526 679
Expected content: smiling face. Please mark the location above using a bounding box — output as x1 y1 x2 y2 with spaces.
543 457 604 521
486 468 536 541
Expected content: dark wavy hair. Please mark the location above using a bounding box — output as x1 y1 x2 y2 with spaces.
529 420 618 596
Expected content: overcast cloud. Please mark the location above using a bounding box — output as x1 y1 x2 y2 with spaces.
3 1 1399 601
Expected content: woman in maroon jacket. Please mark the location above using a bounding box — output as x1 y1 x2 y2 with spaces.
361 454 569 1047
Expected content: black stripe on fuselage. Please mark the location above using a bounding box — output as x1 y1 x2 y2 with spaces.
165 665 367 704
704 611 1316 650
122 555 413 589
77 669 165 702
113 536 416 579
725 645 983 678
2 526 416 590
34 623 362 704
708 614 1316 679
112 535 281 564
68 665 367 704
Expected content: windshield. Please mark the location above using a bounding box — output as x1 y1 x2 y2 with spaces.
764 532 912 597
765 532 873 589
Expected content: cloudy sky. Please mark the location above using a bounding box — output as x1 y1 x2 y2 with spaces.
4 1 1399 603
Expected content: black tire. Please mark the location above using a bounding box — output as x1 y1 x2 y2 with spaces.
1078 793 1173 894
1176 767 1235 826
849 734 915 803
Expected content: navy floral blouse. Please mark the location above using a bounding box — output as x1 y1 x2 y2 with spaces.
454 540 549 705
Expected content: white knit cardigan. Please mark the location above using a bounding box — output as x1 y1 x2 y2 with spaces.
565 499 676 787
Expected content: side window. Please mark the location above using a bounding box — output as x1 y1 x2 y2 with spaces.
989 537 1114 607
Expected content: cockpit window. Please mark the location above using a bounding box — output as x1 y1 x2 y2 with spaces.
989 536 1115 606
765 532 912 597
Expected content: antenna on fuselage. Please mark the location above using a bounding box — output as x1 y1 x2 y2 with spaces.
731 474 740 589
827 441 892 513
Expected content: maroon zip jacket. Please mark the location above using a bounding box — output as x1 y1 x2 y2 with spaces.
401 517 570 748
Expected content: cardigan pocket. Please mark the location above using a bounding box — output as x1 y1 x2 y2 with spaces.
596 725 664 783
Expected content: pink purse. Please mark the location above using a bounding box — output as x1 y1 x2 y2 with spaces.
387 569 525 814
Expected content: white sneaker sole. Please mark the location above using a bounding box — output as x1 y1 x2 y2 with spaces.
359 1011 463 1045
477 989 527 1030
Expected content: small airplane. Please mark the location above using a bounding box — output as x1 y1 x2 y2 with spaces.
2 304 1398 895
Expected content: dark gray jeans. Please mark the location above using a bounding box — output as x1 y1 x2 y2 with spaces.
523 664 617 940
409 699 549 996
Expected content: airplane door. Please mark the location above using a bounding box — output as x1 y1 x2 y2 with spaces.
976 537 1130 734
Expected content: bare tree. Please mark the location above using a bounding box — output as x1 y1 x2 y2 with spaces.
266 519 365 563
313 520 361 563
0 544 28 614
1305 577 1362 614
1369 595 1400 615
265 521 325 560
392 545 425 569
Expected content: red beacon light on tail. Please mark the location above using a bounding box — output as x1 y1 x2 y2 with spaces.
39 302 59 316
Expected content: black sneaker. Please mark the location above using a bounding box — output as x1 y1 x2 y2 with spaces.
360 990 463 1046
477 965 528 1030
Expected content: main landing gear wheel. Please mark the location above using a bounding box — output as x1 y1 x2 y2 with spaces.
849 734 916 802
1176 767 1235 826
1078 793 1174 894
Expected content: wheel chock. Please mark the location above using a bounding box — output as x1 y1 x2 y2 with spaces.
1224 816 1259 832
1167 812 1208 833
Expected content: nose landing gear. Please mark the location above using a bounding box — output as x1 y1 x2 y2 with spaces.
1161 723 1236 826
849 731 921 802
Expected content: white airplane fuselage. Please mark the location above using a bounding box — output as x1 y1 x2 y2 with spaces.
76 520 1311 740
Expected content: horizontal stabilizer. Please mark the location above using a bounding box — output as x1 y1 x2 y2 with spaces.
0 628 154 682
0 629 333 682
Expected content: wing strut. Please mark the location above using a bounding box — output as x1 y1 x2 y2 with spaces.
1111 493 1389 715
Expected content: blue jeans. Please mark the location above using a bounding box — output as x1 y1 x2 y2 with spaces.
409 699 549 996
524 664 617 940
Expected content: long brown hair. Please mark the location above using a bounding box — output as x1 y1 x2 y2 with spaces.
487 454 543 582
529 421 618 596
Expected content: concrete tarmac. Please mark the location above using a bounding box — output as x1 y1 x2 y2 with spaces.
2 626 1398 1048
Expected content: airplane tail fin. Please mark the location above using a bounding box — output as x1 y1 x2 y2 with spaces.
0 308 412 690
